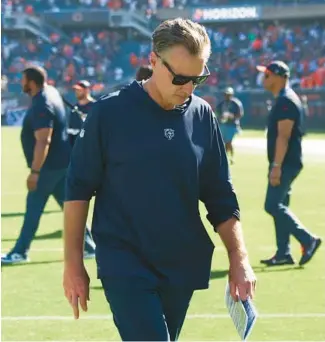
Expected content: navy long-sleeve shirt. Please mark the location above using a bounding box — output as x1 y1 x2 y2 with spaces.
66 81 240 289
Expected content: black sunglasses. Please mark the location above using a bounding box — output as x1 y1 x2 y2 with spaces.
156 53 210 86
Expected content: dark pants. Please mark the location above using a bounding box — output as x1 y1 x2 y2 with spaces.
12 168 95 255
101 276 193 341
69 134 79 148
264 166 313 256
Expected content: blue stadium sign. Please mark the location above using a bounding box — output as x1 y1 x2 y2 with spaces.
192 6 261 23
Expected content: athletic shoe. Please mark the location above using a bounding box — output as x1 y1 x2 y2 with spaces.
299 238 322 266
260 254 295 266
1 252 30 265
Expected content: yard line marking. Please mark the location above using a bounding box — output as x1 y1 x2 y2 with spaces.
234 138 325 156
2 313 325 321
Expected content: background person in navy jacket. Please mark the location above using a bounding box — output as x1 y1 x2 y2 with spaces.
63 18 256 341
68 80 96 147
257 61 321 267
2 66 95 265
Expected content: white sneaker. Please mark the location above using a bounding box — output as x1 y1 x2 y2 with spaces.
1 253 30 265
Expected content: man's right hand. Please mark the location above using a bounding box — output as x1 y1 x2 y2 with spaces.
63 262 90 319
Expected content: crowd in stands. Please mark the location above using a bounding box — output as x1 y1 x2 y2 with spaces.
2 0 324 14
205 20 325 91
3 19 325 93
2 29 126 93
2 0 325 93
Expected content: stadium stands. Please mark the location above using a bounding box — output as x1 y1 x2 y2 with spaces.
1 0 325 93
2 0 325 12
2 19 325 92
2 0 325 128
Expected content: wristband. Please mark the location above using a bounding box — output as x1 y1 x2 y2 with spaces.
31 169 40 175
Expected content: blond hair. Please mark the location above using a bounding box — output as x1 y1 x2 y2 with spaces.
152 18 211 61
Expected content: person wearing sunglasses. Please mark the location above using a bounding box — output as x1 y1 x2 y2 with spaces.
257 61 321 267
63 18 256 341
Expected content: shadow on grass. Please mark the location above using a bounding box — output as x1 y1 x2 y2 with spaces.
1 210 61 218
34 230 62 240
207 266 301 279
253 265 303 273
1 259 63 268
91 286 103 290
2 229 62 242
210 269 229 279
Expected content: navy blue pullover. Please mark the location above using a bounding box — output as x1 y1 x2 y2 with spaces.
21 85 71 170
66 81 240 289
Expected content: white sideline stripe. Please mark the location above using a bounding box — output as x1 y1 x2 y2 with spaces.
1 340 322 342
2 313 325 321
234 138 325 156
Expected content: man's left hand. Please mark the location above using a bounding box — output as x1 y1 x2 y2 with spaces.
27 173 39 191
228 253 257 302
269 166 281 186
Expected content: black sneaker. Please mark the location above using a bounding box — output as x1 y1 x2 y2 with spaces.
299 238 322 266
260 254 295 266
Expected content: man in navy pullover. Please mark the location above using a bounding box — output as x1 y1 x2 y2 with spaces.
63 19 256 341
2 66 95 265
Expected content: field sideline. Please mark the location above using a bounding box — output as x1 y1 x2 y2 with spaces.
1 127 325 341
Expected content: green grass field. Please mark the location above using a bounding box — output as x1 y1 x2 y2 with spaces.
2 127 325 341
